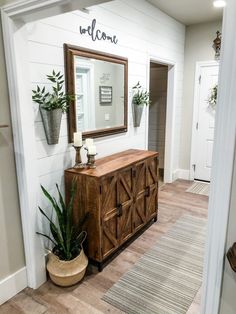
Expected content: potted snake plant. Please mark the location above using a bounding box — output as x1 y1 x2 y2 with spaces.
37 181 88 287
132 81 151 127
32 70 74 145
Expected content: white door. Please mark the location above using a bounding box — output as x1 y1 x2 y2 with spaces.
75 69 89 131
74 60 95 131
193 63 219 181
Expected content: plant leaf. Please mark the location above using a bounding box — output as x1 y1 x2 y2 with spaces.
36 232 57 246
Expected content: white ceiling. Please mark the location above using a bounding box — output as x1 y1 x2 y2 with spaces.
147 0 223 25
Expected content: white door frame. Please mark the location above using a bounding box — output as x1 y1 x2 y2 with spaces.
189 60 219 181
1 2 236 313
201 2 236 312
146 55 176 183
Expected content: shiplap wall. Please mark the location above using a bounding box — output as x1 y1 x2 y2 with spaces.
148 66 168 169
27 0 185 209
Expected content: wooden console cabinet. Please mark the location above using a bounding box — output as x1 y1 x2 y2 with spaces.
65 149 159 270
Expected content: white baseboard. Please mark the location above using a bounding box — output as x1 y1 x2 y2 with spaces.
172 169 179 181
0 267 27 305
172 169 190 181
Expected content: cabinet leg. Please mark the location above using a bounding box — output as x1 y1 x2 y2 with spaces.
98 262 104 272
154 215 158 222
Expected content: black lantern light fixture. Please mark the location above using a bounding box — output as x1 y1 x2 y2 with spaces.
213 31 222 60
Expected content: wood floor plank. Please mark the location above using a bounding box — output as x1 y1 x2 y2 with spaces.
0 180 207 314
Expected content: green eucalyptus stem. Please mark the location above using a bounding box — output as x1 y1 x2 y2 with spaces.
32 70 75 113
132 81 151 106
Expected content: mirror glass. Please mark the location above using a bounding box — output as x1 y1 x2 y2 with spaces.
64 45 128 141
74 56 124 132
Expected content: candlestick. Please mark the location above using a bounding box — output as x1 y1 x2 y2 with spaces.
85 138 93 147
73 145 85 168
86 153 97 169
73 132 82 147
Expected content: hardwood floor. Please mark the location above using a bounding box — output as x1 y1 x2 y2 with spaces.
0 180 208 314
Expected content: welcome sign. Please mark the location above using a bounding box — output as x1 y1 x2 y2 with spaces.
79 19 118 44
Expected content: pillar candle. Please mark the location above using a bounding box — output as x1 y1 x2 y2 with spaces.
85 138 94 147
73 132 82 147
88 145 96 155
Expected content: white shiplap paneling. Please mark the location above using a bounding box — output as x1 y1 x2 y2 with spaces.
28 0 185 204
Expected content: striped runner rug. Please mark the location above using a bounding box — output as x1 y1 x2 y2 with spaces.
186 182 210 196
102 215 206 314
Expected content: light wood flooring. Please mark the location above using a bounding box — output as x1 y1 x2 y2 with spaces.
0 180 208 314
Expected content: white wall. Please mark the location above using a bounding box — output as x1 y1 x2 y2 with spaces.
27 0 185 213
179 20 222 171
148 66 168 169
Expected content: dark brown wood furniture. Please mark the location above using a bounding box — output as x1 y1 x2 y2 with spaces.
65 149 159 270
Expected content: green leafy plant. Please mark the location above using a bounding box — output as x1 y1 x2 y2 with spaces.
132 81 151 106
32 70 74 113
37 181 88 261
207 84 218 109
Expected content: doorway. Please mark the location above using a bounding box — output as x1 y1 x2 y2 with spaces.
75 61 95 131
190 62 219 182
2 1 236 312
148 62 168 184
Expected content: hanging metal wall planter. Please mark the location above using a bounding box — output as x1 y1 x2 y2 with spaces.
132 82 150 127
133 104 144 127
40 108 62 145
32 70 75 145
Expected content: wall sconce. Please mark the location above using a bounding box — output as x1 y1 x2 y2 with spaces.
213 31 222 60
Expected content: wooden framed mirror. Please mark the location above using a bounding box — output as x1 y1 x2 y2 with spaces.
64 44 128 142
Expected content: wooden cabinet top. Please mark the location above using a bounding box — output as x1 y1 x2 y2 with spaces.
65 149 158 178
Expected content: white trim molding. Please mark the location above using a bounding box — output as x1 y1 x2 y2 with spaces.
201 1 236 313
189 60 219 181
2 0 112 22
1 9 46 289
172 169 190 181
0 268 27 305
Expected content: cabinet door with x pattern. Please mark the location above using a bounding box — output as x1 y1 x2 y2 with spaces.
117 166 134 244
146 157 158 221
133 160 147 233
100 173 119 259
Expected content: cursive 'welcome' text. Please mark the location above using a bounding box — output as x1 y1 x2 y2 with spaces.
79 19 118 45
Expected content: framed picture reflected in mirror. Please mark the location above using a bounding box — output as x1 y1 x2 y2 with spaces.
99 86 112 105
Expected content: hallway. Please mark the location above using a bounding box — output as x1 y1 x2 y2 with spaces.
0 180 208 314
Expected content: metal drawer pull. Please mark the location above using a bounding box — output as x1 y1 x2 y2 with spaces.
145 186 150 197
0 125 9 128
116 204 123 217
